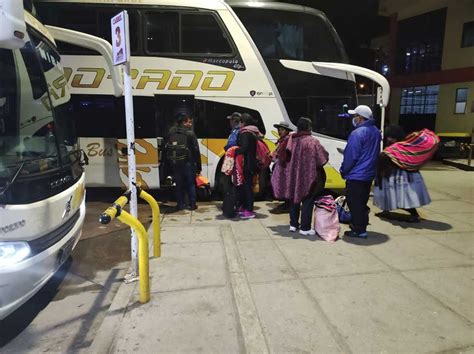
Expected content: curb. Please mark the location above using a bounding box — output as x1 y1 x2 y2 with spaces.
88 267 137 354
442 159 474 171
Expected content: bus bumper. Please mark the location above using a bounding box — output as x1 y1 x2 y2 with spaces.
0 201 85 320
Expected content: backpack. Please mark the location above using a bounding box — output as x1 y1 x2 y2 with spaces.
165 130 188 164
255 139 271 171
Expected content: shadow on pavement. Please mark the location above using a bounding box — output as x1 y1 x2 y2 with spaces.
376 212 452 231
342 232 390 246
0 258 72 347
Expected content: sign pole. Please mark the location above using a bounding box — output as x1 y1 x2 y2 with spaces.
377 86 386 151
112 10 138 276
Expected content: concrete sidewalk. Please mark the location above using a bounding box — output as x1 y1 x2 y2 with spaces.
89 166 474 353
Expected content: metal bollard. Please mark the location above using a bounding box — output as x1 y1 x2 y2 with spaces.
137 187 161 258
99 193 150 304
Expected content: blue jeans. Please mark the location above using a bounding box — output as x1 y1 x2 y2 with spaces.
289 194 316 231
173 162 196 208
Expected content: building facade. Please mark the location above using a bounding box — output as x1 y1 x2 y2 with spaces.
376 0 474 140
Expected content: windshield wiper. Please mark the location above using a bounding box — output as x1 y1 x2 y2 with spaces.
0 162 26 197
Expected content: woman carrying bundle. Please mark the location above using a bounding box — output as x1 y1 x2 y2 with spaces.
374 126 439 223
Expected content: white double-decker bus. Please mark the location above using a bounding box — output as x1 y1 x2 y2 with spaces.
34 0 388 192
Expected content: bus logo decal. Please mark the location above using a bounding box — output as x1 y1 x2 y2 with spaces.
66 67 235 91
0 220 26 234
71 68 106 88
168 70 203 90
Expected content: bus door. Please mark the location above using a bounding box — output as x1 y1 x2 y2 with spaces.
154 94 205 184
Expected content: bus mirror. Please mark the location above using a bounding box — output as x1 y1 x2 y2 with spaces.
0 0 27 49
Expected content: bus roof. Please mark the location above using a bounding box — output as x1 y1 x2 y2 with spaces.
34 0 229 11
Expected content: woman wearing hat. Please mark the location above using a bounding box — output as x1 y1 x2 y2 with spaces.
272 121 293 162
270 121 293 213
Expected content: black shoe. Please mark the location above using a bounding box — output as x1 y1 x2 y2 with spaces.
344 230 368 238
407 215 420 223
189 204 198 211
375 211 390 218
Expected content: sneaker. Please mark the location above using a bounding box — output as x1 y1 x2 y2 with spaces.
299 229 316 236
189 204 198 211
289 226 297 232
239 210 256 219
343 230 368 238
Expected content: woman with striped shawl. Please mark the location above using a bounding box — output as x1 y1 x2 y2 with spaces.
374 126 439 222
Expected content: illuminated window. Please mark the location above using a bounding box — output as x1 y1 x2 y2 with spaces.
400 85 439 114
455 88 468 114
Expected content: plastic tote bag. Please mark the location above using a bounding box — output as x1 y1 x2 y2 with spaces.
335 195 351 224
313 206 340 242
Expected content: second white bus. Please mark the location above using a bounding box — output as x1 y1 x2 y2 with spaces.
35 0 368 192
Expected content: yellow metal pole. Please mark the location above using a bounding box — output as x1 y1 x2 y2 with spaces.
99 195 129 224
117 210 150 304
138 189 161 258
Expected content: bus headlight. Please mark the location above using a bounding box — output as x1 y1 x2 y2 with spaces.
0 242 31 267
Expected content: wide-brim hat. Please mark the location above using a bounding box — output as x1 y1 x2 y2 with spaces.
273 121 293 131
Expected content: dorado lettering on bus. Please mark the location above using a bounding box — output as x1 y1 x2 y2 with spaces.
63 67 235 91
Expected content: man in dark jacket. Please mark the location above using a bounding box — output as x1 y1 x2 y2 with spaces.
235 113 260 219
340 105 381 238
166 113 202 211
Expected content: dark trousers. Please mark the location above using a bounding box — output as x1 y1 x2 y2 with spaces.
289 194 316 231
238 171 254 211
173 162 196 208
346 180 372 232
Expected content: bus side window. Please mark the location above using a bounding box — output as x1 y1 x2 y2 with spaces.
145 11 234 56
181 13 233 54
134 97 157 138
72 95 125 139
145 11 179 54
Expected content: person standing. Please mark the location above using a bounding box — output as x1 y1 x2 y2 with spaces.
273 117 328 235
165 113 202 211
270 121 293 214
235 113 261 219
224 112 242 151
340 105 381 238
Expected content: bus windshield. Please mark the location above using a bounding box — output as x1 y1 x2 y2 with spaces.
234 7 354 140
0 37 77 200
234 8 347 63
